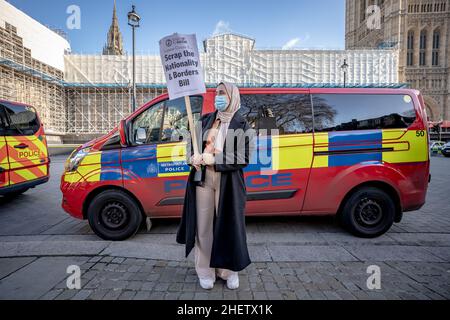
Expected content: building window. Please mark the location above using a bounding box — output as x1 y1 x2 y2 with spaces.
419 30 427 66
360 0 367 23
407 30 414 66
432 29 440 66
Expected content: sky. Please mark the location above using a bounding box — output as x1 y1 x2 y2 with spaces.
7 0 346 54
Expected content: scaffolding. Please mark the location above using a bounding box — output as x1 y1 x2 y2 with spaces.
202 33 399 85
61 33 399 136
0 22 66 134
64 85 166 135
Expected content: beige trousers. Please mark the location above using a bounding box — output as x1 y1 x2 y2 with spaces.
194 165 238 281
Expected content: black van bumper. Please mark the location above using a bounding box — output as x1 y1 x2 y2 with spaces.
0 176 49 196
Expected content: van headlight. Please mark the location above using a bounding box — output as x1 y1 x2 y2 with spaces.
65 148 90 172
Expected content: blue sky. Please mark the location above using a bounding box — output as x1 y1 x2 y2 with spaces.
8 0 345 54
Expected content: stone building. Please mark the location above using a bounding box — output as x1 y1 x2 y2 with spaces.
346 0 450 121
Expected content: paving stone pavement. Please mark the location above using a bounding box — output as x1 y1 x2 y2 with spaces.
0 155 449 300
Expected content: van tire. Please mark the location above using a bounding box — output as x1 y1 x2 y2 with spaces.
87 190 142 241
340 187 395 238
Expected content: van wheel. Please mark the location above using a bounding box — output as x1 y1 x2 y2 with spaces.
340 187 395 238
87 190 143 241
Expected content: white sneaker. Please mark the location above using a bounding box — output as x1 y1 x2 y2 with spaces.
226 273 239 290
199 277 215 290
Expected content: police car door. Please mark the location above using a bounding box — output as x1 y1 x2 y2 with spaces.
240 92 314 214
122 96 202 217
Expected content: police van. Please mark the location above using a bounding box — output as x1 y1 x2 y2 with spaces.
60 87 430 240
0 100 49 197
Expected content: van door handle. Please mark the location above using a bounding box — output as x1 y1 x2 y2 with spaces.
14 143 28 149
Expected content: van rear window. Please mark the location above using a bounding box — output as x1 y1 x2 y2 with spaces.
0 102 40 136
312 94 417 132
239 94 313 135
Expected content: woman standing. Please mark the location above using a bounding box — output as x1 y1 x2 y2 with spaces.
176 81 254 290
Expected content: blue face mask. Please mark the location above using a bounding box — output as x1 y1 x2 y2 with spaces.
215 95 228 111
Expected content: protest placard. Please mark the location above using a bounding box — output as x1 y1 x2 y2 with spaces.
159 33 206 161
159 33 206 100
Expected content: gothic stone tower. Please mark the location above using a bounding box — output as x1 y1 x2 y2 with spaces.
345 0 449 121
103 0 124 55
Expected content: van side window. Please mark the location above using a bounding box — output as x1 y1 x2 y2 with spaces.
132 101 165 145
312 94 417 132
239 94 313 136
161 96 202 143
131 96 203 145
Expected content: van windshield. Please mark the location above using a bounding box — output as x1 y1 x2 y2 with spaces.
0 102 40 136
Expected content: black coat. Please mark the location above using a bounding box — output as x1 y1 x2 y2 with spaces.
176 110 254 272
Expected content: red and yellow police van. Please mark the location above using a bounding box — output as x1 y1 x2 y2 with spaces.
60 87 430 240
0 100 49 197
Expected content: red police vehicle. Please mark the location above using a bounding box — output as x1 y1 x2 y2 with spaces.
60 87 430 240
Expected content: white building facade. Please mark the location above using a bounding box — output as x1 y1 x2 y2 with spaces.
65 33 399 87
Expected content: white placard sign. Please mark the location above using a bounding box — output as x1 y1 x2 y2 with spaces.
159 33 206 100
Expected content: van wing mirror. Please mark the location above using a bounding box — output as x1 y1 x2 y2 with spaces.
136 127 147 143
119 119 128 146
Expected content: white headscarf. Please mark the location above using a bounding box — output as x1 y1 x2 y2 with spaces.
214 81 241 152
